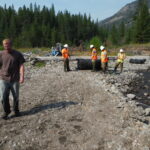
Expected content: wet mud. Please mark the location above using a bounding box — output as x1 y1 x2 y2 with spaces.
128 70 150 106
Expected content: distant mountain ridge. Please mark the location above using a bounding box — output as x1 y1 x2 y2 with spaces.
99 0 150 27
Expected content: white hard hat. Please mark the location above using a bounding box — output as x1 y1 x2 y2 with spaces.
90 44 94 49
120 49 124 53
100 45 105 51
64 44 68 48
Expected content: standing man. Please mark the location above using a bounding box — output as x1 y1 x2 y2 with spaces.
61 44 70 72
0 39 25 120
90 44 97 72
100 45 108 73
114 49 126 73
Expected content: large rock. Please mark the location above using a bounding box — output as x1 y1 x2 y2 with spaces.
127 94 136 100
145 108 150 116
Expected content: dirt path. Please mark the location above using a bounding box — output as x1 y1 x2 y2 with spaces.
0 61 150 150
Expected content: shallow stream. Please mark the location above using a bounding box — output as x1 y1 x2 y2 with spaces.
132 70 150 106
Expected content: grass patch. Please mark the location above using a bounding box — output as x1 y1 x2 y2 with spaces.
34 61 46 68
18 47 50 52
70 50 91 56
2 42 148 56
17 47 51 56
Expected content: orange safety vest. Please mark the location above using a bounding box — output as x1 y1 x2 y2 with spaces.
91 48 98 60
62 48 69 59
101 49 108 63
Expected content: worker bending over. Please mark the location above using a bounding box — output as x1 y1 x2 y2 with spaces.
114 49 126 73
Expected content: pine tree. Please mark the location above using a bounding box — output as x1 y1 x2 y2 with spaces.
119 22 125 38
125 28 133 44
133 0 150 43
50 28 57 46
90 36 102 50
9 13 17 39
0 7 6 41
109 25 119 45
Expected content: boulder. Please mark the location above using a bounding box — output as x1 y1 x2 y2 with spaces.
127 94 136 100
145 108 150 116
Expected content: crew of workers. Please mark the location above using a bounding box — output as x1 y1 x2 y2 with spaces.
61 43 126 73
90 44 126 73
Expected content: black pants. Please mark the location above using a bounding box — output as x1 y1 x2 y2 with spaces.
114 62 123 72
92 60 96 71
64 58 70 71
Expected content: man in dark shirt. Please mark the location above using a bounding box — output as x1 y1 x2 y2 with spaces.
0 39 25 120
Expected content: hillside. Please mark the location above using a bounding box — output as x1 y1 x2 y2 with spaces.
99 0 150 27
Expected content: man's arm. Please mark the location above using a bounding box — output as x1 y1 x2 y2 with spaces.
19 64 25 83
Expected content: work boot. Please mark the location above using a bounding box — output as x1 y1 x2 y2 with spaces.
91 70 96 72
113 68 117 73
1 112 10 120
14 111 21 117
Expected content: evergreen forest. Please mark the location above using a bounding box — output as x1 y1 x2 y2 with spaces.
0 0 149 48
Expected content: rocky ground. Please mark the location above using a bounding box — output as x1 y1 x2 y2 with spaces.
0 56 150 150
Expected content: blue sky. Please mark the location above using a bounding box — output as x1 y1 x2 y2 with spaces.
0 0 136 21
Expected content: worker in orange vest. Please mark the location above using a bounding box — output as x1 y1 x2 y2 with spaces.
114 49 126 73
61 44 70 72
100 45 109 73
90 44 98 72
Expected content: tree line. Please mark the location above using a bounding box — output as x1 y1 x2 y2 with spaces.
0 4 101 48
0 0 149 49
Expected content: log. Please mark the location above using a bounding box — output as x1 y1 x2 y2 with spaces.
76 59 101 70
30 56 77 62
35 57 62 61
129 59 146 64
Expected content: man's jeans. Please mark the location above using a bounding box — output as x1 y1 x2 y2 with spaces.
0 80 20 114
